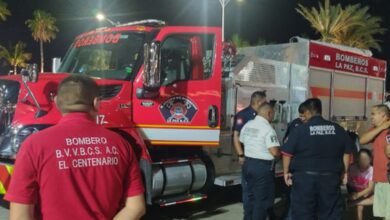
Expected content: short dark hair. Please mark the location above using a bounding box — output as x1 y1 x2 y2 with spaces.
303 98 322 115
258 102 273 113
386 95 390 102
358 148 372 161
250 90 267 104
298 102 308 114
372 104 390 118
56 75 99 113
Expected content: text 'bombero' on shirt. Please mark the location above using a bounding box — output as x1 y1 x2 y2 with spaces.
239 115 280 160
281 116 354 172
5 113 144 220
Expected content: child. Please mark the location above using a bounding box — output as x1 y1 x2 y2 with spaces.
347 149 374 220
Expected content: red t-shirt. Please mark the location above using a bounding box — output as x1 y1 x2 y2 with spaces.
372 130 390 183
5 113 144 220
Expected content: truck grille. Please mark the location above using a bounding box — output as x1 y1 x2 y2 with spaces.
0 80 19 134
99 85 122 100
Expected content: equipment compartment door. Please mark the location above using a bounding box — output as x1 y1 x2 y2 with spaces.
133 27 222 146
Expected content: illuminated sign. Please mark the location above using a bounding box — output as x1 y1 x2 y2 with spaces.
74 33 121 48
309 43 386 78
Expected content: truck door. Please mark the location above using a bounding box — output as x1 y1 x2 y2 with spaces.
133 27 222 146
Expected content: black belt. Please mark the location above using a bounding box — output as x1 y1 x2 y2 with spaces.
303 171 339 176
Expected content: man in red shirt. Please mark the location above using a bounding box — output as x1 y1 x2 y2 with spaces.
360 104 390 219
5 75 145 220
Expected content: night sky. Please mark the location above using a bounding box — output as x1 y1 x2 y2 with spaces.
1 0 390 86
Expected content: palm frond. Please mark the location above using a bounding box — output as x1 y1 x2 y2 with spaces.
296 0 386 51
0 0 11 22
0 41 32 73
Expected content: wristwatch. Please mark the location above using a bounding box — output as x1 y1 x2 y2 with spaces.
238 154 244 158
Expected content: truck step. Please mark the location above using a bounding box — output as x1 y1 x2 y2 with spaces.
155 193 207 207
214 174 241 187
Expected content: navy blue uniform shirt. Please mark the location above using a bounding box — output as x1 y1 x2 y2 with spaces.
233 106 257 132
281 116 354 172
283 117 303 143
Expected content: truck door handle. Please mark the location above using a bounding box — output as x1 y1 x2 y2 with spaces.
208 105 218 128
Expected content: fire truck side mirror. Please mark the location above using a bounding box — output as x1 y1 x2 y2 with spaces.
143 41 161 91
21 63 39 83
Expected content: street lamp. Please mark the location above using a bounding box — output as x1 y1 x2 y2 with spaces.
96 12 119 26
219 0 231 42
219 0 244 42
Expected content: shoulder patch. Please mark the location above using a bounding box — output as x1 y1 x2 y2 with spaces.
270 135 278 143
236 118 243 125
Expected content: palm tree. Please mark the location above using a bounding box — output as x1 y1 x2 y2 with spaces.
255 38 275 46
0 0 11 22
296 0 385 51
231 34 250 47
26 10 59 72
0 42 32 74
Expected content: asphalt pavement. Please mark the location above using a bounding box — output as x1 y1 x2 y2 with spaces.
0 185 381 219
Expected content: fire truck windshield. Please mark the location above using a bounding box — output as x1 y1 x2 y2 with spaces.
59 32 145 80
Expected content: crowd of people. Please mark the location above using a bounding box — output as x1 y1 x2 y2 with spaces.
234 91 390 220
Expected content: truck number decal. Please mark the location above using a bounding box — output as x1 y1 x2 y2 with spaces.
96 114 106 125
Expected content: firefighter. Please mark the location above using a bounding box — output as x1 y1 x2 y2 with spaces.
233 90 267 219
282 102 308 143
240 102 281 220
5 75 145 220
282 102 308 220
281 98 354 220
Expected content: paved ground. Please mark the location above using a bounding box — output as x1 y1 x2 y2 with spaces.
0 185 380 220
0 196 8 219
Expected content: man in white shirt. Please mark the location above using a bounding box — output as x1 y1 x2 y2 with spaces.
240 102 280 220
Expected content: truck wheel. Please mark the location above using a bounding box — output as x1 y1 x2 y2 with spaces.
199 152 215 194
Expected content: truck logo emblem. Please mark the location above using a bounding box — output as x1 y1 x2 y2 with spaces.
160 96 198 123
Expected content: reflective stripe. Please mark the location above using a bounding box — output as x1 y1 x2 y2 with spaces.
137 124 220 129
150 140 219 146
0 181 5 194
0 164 13 194
139 128 220 142
5 165 13 174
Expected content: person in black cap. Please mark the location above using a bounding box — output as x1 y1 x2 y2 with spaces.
281 98 354 220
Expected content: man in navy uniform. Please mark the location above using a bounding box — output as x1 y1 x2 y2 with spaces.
233 91 267 219
282 98 353 220
283 102 308 143
282 102 308 220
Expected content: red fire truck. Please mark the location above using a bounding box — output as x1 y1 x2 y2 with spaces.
0 20 386 206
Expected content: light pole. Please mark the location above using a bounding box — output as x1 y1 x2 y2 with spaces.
219 0 231 42
96 12 119 26
219 0 244 42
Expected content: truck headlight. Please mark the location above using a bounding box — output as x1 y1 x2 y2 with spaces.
11 126 41 152
0 125 49 158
